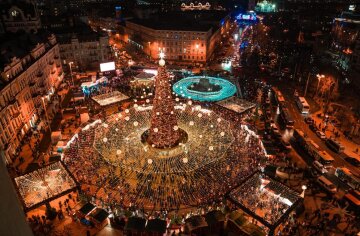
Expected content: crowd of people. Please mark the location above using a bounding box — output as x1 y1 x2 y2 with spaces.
62 99 267 215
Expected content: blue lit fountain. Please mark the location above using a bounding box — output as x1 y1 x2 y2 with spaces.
173 76 237 102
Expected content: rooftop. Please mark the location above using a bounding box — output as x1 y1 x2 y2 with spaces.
0 0 37 18
127 10 228 32
229 172 301 229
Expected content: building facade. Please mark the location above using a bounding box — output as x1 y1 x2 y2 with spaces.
0 33 63 164
332 11 360 72
57 33 112 70
1 0 42 33
125 11 230 65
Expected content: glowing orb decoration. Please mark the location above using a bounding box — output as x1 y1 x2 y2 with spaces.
63 104 266 212
159 59 165 67
173 76 237 102
103 137 108 143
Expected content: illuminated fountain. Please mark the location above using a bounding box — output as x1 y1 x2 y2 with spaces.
173 76 237 102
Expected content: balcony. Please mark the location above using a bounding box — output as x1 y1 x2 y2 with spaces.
11 112 21 119
30 81 36 87
54 55 59 60
49 61 54 65
37 72 43 77
8 98 17 105
56 64 61 68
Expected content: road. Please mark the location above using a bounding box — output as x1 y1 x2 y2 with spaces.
269 83 359 191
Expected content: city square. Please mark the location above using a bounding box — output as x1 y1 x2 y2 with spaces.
1 1 360 236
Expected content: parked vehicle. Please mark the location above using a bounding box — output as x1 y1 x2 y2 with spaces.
317 176 337 193
313 161 327 174
326 139 345 153
316 131 326 140
304 117 314 124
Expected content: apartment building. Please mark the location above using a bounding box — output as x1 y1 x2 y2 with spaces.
0 32 63 164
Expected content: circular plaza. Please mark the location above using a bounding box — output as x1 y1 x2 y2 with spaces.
62 102 266 211
173 76 237 102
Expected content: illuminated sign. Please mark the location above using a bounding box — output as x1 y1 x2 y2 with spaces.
236 12 257 21
100 62 115 72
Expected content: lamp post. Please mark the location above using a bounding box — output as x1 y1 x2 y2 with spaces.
315 74 325 97
68 62 75 87
68 61 76 106
195 44 200 67
41 97 51 133
300 185 307 198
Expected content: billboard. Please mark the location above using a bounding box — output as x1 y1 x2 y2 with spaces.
100 62 115 72
236 12 257 21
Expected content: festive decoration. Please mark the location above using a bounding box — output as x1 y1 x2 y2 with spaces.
14 162 77 209
173 76 237 102
148 55 180 148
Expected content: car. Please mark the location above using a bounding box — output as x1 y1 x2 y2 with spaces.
309 124 318 132
316 131 326 140
313 161 327 174
304 117 314 124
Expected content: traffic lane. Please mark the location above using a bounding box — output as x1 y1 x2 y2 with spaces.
280 87 360 176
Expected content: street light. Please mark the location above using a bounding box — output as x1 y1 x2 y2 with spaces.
300 185 307 198
195 44 199 64
68 62 75 87
148 42 151 59
316 74 325 97
41 97 51 133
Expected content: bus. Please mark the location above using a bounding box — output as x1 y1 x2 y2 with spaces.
335 167 360 190
293 128 306 144
280 108 295 129
295 96 310 114
325 138 345 153
272 87 286 105
316 151 335 168
304 139 321 157
343 190 360 213
342 150 360 167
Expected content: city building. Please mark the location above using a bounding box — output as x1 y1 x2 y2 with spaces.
255 0 277 13
124 10 231 65
43 17 113 70
332 11 360 72
0 32 63 163
57 33 112 70
0 0 42 33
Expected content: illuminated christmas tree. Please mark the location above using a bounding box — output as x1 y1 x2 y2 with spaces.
148 52 180 148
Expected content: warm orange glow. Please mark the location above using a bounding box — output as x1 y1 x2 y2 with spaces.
343 48 353 54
